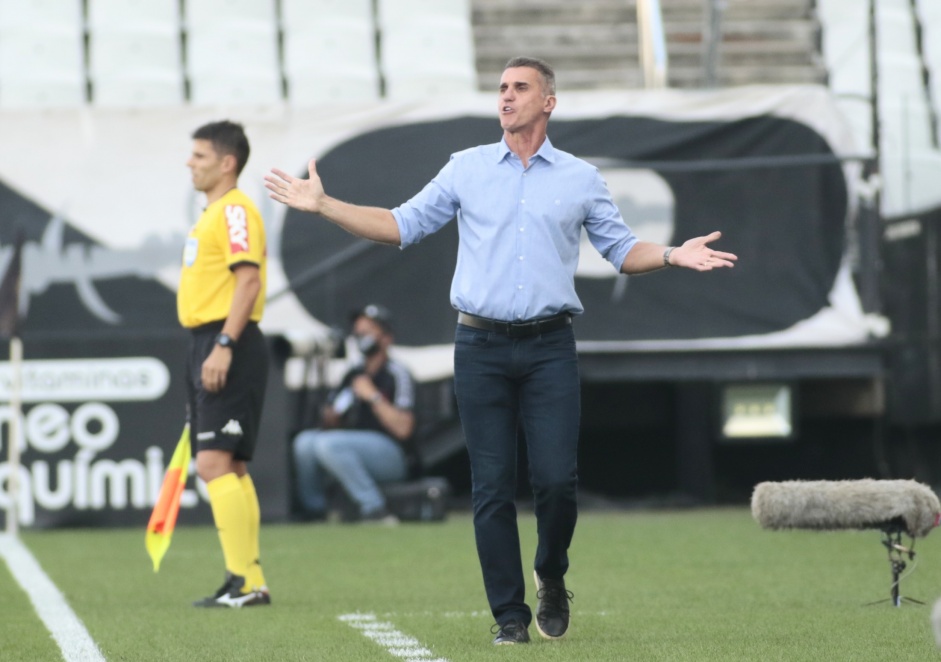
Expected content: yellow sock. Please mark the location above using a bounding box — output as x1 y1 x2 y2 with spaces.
240 474 267 590
206 473 252 592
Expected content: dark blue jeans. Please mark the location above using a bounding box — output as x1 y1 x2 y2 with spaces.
453 322 580 626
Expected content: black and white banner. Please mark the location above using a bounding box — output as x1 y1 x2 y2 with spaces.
0 85 893 525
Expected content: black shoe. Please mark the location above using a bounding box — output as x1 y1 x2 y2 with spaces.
491 619 530 645
290 509 328 523
534 570 573 639
192 572 272 608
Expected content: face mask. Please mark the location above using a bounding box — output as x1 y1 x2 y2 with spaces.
355 333 380 356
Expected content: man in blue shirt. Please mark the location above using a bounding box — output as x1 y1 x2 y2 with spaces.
266 56 737 645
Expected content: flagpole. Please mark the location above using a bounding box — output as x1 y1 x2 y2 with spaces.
7 335 21 535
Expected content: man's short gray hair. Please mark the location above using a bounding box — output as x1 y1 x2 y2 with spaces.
504 56 556 96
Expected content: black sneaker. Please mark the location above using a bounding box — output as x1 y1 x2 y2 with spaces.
533 570 573 639
491 619 530 645
192 572 272 608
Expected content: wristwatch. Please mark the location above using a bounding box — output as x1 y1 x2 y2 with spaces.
663 246 676 267
215 333 236 349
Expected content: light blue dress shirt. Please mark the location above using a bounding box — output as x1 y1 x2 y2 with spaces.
392 136 638 322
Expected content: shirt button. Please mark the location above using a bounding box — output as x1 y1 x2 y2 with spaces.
519 256 524 261
518 285 523 290
520 199 525 203
519 227 524 232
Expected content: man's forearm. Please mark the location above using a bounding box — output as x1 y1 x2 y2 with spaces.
318 197 402 246
223 268 261 339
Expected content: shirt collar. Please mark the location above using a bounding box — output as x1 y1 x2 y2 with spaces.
497 136 557 165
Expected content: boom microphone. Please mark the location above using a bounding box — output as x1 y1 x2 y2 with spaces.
751 479 941 539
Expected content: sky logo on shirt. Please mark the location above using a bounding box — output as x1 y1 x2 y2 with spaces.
225 205 250 254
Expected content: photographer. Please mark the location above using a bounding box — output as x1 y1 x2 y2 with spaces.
292 304 416 523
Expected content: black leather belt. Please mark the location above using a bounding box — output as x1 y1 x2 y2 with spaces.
457 311 572 338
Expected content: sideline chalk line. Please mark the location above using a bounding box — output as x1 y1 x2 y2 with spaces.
0 533 105 662
339 612 449 662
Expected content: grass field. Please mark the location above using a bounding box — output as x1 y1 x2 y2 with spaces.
3 508 941 661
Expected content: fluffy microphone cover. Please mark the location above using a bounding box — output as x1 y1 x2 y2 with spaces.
751 479 941 538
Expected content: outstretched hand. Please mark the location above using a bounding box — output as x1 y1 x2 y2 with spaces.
264 159 324 213
671 231 737 271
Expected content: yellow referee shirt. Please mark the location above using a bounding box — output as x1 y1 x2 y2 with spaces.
177 188 267 328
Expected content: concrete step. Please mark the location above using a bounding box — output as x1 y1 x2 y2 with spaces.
476 66 643 91
668 63 827 87
658 0 814 21
469 0 823 91
664 20 819 43
472 0 814 24
668 42 821 66
472 0 632 25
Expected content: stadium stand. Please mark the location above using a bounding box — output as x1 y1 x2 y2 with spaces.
89 26 184 107
282 0 380 105
184 0 281 106
87 0 180 31
0 0 938 213
816 0 941 214
378 0 476 99
185 22 282 106
0 0 85 108
473 0 824 91
86 0 184 107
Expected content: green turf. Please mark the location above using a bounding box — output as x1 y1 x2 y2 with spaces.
4 509 941 661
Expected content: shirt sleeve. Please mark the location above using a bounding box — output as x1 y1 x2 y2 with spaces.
583 168 637 269
221 202 264 269
388 361 416 410
391 158 461 249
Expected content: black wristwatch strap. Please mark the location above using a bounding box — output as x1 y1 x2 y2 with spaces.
215 333 236 348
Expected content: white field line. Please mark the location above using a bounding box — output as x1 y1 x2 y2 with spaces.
339 613 449 662
0 534 105 662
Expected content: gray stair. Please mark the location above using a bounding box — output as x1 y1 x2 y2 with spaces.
471 0 826 91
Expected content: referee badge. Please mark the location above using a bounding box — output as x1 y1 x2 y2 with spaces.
183 237 198 266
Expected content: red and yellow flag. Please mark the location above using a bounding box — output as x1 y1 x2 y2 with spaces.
145 425 191 572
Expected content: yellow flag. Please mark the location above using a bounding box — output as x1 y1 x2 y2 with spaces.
145 425 191 572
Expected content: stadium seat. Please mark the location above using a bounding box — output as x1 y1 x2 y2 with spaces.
381 17 477 99
92 71 185 108
189 72 283 106
382 70 478 100
184 0 277 29
377 0 471 30
0 0 82 30
876 6 919 59
0 26 85 108
284 20 380 105
0 75 85 109
281 0 374 30
87 0 180 31
878 53 929 100
879 96 936 156
187 21 283 105
0 27 84 76
89 26 182 78
915 0 941 24
187 22 280 76
880 150 941 216
835 97 874 154
821 20 870 98
921 3 941 74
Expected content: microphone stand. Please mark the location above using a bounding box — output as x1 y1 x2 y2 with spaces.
865 527 925 608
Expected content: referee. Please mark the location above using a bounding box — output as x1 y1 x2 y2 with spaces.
179 120 271 608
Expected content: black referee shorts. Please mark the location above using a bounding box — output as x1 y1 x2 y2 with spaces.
186 321 268 461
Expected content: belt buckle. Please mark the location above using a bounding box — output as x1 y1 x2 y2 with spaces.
507 320 537 338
